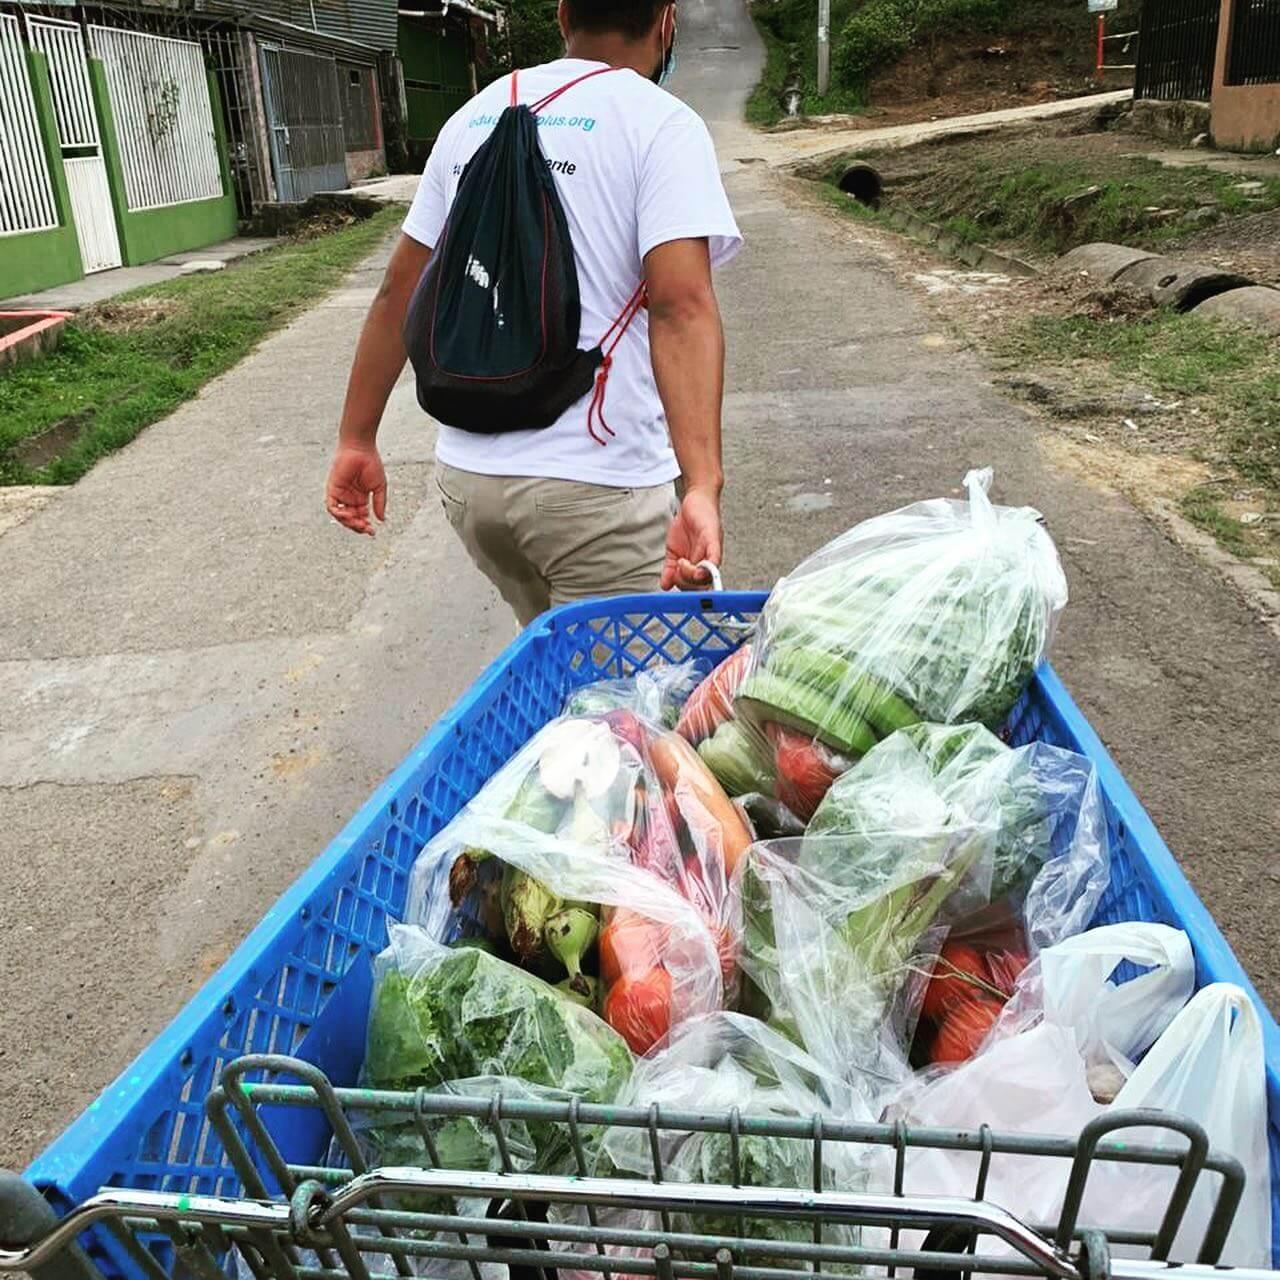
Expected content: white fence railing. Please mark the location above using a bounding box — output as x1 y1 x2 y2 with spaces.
27 16 100 149
0 13 59 236
87 25 222 212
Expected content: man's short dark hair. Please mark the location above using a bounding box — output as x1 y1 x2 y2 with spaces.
562 0 667 40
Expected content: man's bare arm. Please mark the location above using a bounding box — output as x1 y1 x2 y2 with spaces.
326 233 432 534
645 237 726 586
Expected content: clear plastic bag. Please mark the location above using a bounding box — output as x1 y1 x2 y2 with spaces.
561 662 701 728
554 1011 873 1276
403 709 746 1052
676 472 1067 825
806 722 1110 1067
809 724 1108 941
753 469 1067 731
736 829 995 1099
362 924 634 1100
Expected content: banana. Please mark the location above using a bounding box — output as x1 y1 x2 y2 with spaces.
555 975 601 1009
545 905 599 996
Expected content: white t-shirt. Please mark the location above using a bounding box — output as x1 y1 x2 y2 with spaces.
401 59 742 487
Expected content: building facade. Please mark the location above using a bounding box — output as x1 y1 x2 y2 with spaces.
1210 0 1280 149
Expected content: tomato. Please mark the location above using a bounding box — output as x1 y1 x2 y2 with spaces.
921 941 988 1022
599 910 664 986
766 724 849 822
604 968 672 1054
930 994 1004 1065
985 948 1029 999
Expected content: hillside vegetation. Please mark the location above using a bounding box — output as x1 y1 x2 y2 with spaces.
748 0 1135 124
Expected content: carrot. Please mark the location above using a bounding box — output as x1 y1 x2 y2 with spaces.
649 730 753 876
675 646 753 745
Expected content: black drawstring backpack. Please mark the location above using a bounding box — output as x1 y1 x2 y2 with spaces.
404 67 645 442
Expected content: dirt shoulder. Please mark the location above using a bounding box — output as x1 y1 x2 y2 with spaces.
791 111 1280 606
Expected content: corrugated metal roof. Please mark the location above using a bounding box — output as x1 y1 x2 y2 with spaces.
224 0 396 51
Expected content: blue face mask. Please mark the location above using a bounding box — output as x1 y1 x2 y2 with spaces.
651 12 677 84
659 41 677 84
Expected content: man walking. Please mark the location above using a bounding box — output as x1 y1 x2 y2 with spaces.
326 0 741 625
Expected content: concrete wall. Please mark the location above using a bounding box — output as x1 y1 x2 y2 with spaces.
1211 0 1280 150
89 59 239 267
344 146 386 183
0 51 84 301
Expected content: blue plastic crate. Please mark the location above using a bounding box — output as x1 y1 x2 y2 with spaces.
21 592 1280 1271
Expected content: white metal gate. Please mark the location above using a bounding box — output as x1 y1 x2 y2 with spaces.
27 16 121 272
0 13 58 237
87 25 223 211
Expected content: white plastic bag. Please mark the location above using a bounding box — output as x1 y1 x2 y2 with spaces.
885 923 1206 1258
1040 922 1195 1067
993 922 1195 1070
1091 983 1272 1266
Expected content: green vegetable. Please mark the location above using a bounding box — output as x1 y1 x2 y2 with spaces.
364 932 632 1101
697 720 776 797
738 670 878 756
809 723 1051 905
765 645 921 737
501 863 560 960
545 905 598 995
755 490 1061 730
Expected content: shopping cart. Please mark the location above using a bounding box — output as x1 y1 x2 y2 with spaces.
2 593 1278 1280
0 1054 1265 1280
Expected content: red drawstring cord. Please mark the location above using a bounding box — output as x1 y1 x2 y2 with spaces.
530 65 621 113
587 282 647 446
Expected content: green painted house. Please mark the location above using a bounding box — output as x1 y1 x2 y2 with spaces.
0 12 237 301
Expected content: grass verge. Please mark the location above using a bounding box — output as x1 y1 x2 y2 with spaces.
0 205 403 487
989 309 1280 583
820 133 1280 259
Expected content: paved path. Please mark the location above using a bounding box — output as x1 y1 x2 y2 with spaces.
2 0 1279 1173
3 238 276 311
745 90 1134 166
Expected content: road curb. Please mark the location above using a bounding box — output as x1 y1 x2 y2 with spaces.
882 203 1039 277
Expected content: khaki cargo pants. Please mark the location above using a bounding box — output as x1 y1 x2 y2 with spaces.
435 463 679 626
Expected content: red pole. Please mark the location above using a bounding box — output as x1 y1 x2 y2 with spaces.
1095 12 1106 81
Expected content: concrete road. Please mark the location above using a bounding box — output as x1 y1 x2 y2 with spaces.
2 0 1279 1173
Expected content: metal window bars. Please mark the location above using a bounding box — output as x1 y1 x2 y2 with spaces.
0 1053 1262 1280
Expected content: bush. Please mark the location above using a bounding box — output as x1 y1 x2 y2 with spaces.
834 0 1014 90
835 0 911 82
508 0 564 68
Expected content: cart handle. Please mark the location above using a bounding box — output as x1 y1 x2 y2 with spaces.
2 1170 1271 1280
0 1174 1072 1276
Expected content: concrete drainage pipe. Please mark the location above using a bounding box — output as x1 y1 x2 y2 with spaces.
838 162 884 207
